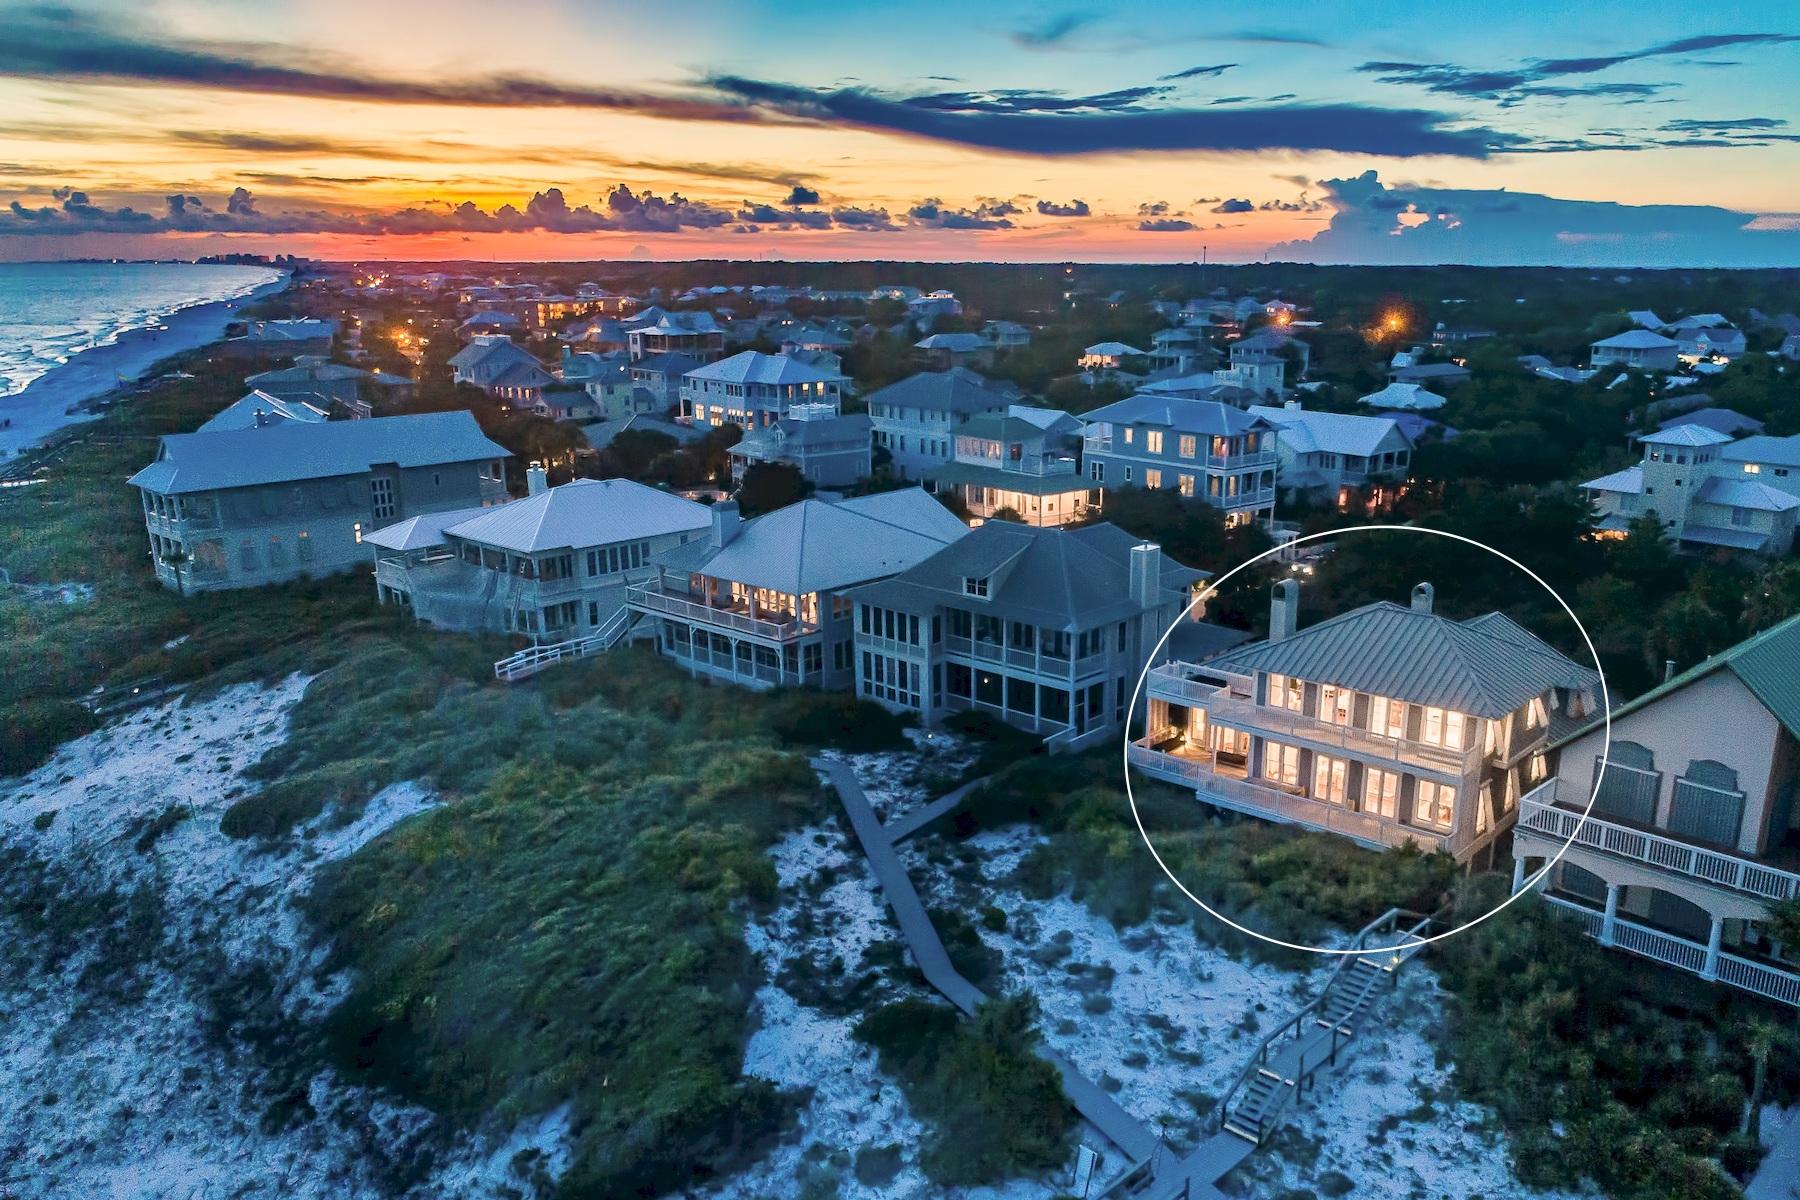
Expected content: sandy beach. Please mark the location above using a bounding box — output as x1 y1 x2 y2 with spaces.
0 271 291 459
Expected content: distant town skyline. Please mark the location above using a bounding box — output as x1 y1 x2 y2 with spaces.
2 0 1798 265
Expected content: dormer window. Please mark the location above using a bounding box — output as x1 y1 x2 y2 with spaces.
963 575 990 599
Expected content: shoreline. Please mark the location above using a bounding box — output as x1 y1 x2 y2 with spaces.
0 271 293 459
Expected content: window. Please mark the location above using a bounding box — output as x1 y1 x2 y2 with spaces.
1413 780 1454 828
1312 755 1350 805
1318 684 1353 726
1123 466 1133 483
353 521 363 545
1731 507 1751 527
1178 435 1197 459
1262 741 1301 788
296 531 313 562
962 575 989 599
370 476 396 521
1420 706 1466 750
1363 768 1400 819
1267 673 1304 712
1179 474 1195 497
1146 430 1164 454
239 538 257 571
267 535 285 568
1090 462 1105 482
1144 468 1162 490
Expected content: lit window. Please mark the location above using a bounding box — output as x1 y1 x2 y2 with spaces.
1421 706 1466 750
1363 768 1400 819
1413 780 1455 828
1178 435 1197 459
1267 673 1304 712
1319 684 1354 726
1145 468 1163 489
1146 430 1164 454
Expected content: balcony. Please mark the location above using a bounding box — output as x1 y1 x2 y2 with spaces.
1204 449 1279 471
1542 894 1800 1007
628 582 817 642
942 633 1106 678
1128 742 1451 855
1516 780 1800 905
1146 665 1482 778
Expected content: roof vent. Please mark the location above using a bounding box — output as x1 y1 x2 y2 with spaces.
1411 582 1435 614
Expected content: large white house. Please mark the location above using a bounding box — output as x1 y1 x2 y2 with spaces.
1079 394 1279 527
367 473 712 642
1592 329 1680 373
1131 579 1599 864
1582 425 1799 556
1513 613 1800 1007
628 489 969 691
929 406 1092 527
866 368 1021 481
680 351 847 431
1247 402 1412 509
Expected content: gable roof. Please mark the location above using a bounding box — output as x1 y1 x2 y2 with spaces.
197 390 330 433
1212 600 1598 718
668 488 969 594
1695 476 1800 512
1083 341 1146 357
915 332 988 351
1082 393 1267 436
1247 404 1408 458
1653 407 1764 438
1556 613 1800 745
1582 464 1645 494
1722 434 1800 469
444 478 711 553
847 521 1204 631
684 350 844 386
865 367 1019 415
1359 381 1447 411
364 504 494 552
1594 329 1678 350
128 411 505 495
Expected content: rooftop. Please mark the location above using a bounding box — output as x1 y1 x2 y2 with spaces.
445 478 711 553
1082 393 1268 436
684 350 845 386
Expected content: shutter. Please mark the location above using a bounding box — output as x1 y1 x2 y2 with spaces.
1667 779 1745 848
1591 756 1659 825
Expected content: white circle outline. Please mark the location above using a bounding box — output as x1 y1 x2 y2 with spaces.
1122 523 1611 956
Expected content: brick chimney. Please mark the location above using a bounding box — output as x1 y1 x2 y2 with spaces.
1270 577 1299 641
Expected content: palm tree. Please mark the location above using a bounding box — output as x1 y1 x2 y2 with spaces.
1739 1016 1787 1140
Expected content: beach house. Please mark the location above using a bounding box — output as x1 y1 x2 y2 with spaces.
1079 394 1279 527
727 404 873 487
846 521 1206 750
367 472 711 643
1592 329 1680 373
131 411 507 593
627 489 968 691
196 390 329 433
1512 614 1800 1007
1131 580 1599 864
929 406 1093 527
866 368 1021 481
1247 402 1413 509
679 351 848 431
1582 426 1799 556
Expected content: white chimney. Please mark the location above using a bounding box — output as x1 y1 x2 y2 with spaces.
526 462 549 497
711 500 741 547
1411 582 1434 614
1269 578 1299 641
1128 542 1161 610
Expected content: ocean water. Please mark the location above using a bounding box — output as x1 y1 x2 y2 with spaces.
0 262 284 397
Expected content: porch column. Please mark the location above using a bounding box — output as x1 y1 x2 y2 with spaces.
1703 916 1723 981
1600 884 1619 947
1510 855 1526 895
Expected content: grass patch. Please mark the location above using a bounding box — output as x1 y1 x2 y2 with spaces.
854 994 1073 1186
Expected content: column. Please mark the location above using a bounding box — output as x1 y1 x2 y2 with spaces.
1600 884 1620 947
1511 855 1526 895
1703 916 1723 981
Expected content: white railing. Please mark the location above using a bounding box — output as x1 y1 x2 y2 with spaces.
1128 743 1450 854
493 607 637 682
1147 668 1480 777
626 583 815 642
1541 895 1800 1007
1518 781 1800 904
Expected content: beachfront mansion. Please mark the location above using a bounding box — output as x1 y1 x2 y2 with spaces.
1131 579 1599 864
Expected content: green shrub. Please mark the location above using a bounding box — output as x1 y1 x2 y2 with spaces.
855 995 1072 1186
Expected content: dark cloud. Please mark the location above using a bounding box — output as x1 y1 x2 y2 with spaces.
1138 218 1197 232
1659 116 1787 133
1211 198 1254 213
1137 200 1177 217
1008 12 1101 49
1035 198 1091 217
0 183 921 237
706 75 1506 158
899 86 1171 114
1267 168 1800 267
907 197 1017 229
783 184 821 205
0 4 760 120
1360 33 1799 106
1159 63 1237 81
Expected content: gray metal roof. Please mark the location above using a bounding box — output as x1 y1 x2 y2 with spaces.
1212 600 1598 718
364 504 494 552
846 521 1204 631
444 478 711 553
864 367 1019 415
1723 434 1800 468
684 351 845 386
665 488 968 594
197 391 330 433
1081 393 1267 436
1247 404 1408 458
129 411 506 496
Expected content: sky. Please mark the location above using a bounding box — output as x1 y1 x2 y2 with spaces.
1 0 1798 265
